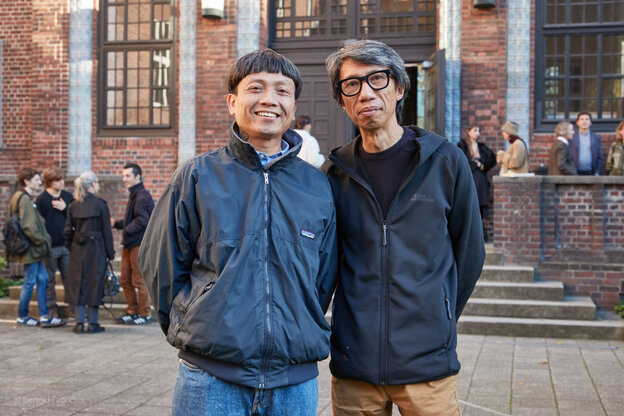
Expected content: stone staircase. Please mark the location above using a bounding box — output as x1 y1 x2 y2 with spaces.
0 259 156 323
458 248 624 340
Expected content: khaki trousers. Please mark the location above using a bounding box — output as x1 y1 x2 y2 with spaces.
120 246 151 317
332 375 461 416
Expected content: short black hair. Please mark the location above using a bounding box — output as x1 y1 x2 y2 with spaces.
294 115 311 129
576 111 593 123
227 49 303 99
123 162 142 178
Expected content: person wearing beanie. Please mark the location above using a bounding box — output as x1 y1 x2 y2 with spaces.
496 120 529 174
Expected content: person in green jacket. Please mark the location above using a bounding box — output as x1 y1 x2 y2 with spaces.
8 167 67 328
606 121 624 176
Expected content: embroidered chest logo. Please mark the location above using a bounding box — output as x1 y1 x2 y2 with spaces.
410 192 434 202
301 230 316 239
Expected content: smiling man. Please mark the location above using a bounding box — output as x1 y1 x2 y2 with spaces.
323 40 485 415
138 49 337 415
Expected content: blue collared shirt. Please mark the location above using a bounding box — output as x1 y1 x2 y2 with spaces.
255 140 290 167
578 132 592 172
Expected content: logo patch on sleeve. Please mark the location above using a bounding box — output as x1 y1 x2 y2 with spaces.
301 230 316 239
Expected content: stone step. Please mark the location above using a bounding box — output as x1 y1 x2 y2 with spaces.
478 265 535 282
463 296 596 320
472 281 564 301
0 298 156 323
483 251 504 266
457 315 624 340
9 285 127 304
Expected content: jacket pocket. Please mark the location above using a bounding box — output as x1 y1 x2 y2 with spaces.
443 285 452 347
170 281 215 340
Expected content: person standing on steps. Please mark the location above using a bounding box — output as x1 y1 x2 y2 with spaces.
111 163 155 325
64 171 115 334
9 167 67 328
36 166 74 319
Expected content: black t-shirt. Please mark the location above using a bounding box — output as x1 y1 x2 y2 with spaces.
36 189 74 247
356 128 418 218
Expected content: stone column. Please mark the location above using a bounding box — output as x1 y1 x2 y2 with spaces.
505 0 531 149
68 0 92 175
236 0 260 57
439 0 462 142
178 0 197 164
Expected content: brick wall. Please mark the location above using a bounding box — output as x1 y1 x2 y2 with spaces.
461 0 507 154
0 0 35 171
493 176 624 309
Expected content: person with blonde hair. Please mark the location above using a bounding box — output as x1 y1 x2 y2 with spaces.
64 171 115 334
606 121 624 176
548 121 577 175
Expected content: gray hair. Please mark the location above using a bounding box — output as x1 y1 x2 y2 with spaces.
554 121 572 138
74 171 98 202
326 40 411 123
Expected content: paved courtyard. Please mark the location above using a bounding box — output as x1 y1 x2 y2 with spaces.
0 320 622 415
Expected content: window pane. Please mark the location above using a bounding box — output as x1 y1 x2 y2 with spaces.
545 0 566 24
604 0 624 22
295 0 325 16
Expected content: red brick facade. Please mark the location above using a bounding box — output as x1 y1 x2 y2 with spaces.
493 176 624 310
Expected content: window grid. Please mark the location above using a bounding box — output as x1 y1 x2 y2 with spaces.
274 0 433 39
537 0 623 129
100 0 173 132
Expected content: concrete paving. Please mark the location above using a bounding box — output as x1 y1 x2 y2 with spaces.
0 320 622 416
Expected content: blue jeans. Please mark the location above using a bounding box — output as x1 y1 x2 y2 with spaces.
172 359 318 416
18 261 50 319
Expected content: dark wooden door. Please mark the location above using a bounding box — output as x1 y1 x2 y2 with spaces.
294 64 354 154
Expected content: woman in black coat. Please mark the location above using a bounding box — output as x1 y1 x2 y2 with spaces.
64 171 115 334
458 125 497 241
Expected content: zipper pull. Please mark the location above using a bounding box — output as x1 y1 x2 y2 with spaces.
382 221 387 246
264 172 269 184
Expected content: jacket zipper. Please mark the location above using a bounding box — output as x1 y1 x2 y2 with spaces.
380 220 389 385
330 154 426 385
259 171 272 389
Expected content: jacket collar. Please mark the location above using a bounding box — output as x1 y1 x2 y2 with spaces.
328 125 447 174
128 182 144 194
227 122 302 170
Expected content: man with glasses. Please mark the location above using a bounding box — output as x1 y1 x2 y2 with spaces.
323 40 484 415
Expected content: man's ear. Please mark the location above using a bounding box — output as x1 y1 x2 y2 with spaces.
227 93 237 117
396 85 405 101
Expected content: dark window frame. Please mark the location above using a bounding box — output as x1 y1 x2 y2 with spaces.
269 0 435 48
535 0 624 132
97 0 176 137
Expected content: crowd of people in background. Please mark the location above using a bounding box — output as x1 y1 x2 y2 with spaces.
457 113 623 242
6 163 154 333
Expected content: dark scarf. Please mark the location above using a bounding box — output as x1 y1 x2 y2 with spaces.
509 135 527 149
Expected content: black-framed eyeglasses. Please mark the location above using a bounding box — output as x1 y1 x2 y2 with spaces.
338 70 391 97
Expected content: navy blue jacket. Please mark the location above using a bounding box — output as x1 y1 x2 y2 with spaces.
570 130 603 175
113 182 154 249
324 126 485 385
138 124 338 389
